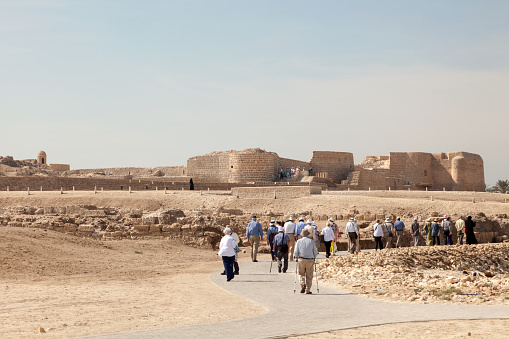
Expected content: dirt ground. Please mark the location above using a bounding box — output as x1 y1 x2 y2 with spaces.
1 190 509 338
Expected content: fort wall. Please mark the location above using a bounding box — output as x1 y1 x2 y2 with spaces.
311 151 354 183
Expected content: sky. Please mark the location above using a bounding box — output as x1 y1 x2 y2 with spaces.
1 0 508 185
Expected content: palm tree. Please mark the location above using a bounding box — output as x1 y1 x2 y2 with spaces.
493 179 509 193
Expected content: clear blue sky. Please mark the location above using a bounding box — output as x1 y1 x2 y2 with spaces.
1 0 508 185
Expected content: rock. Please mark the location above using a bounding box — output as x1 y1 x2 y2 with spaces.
37 326 45 333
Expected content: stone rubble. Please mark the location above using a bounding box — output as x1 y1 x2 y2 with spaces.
317 244 509 305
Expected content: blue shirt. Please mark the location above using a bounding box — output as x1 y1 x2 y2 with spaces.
246 220 263 240
295 221 306 237
394 220 405 231
266 225 278 243
273 232 290 246
294 237 318 259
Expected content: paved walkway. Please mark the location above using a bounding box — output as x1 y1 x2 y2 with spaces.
81 253 509 339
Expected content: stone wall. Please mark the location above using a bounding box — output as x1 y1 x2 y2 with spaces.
67 166 187 177
232 186 322 199
49 164 70 171
310 151 354 183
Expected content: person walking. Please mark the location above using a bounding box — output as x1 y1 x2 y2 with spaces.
456 216 466 245
272 226 290 273
394 217 405 248
442 215 453 245
345 217 359 254
321 221 334 258
218 227 236 282
411 218 420 247
465 216 478 245
424 220 433 246
221 227 240 276
284 216 296 260
266 220 279 261
330 217 339 255
294 226 318 294
312 221 320 252
382 218 394 249
295 217 306 240
246 215 263 262
373 219 384 251
431 219 441 245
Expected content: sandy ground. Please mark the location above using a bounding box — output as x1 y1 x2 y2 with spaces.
1 190 509 338
0 228 264 339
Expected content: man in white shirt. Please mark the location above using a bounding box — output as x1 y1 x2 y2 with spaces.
321 221 335 258
345 217 359 254
284 216 296 260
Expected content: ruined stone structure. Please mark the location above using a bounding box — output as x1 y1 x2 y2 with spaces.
188 149 485 192
0 149 485 192
187 148 354 184
347 151 485 191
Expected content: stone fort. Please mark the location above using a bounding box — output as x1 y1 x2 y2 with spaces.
187 149 485 191
0 149 485 192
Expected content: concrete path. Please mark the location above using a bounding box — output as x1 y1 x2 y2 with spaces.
81 253 509 339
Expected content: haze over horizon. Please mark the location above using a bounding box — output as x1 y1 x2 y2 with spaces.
1 1 508 185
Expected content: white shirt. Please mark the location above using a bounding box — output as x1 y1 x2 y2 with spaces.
345 221 359 235
373 223 383 237
284 221 296 234
321 226 335 242
218 235 236 257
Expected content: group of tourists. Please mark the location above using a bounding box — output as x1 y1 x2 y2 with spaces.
372 215 478 250
278 167 314 179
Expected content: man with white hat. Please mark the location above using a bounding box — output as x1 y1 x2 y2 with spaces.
272 226 290 273
382 218 394 249
266 220 279 261
294 217 307 240
246 215 263 262
321 220 335 258
294 226 318 294
345 217 359 254
284 216 296 260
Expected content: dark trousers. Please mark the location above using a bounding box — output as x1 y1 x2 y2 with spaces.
324 240 331 258
374 236 384 250
276 246 288 272
458 233 464 245
444 230 453 245
222 256 235 281
433 235 440 246
269 241 276 260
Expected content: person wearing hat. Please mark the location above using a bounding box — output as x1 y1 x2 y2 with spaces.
294 217 307 240
382 218 394 249
218 227 237 282
294 225 318 294
441 215 453 245
431 218 441 245
345 217 359 254
321 221 335 258
246 215 263 262
394 217 406 248
266 220 279 261
411 218 420 247
373 219 384 251
455 216 466 245
284 216 297 260
272 226 290 273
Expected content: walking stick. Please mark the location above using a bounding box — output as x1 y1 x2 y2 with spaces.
314 259 320 293
293 260 298 294
270 257 273 273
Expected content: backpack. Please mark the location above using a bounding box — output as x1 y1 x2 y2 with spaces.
269 227 277 242
279 233 289 253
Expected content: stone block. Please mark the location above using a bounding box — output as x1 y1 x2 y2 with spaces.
65 224 78 232
134 225 150 233
78 225 95 233
149 225 162 233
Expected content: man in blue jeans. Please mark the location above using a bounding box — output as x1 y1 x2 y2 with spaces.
394 217 405 248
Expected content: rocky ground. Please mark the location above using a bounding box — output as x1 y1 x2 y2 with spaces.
317 244 509 305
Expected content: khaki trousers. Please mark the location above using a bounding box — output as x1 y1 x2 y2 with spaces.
298 258 314 292
287 234 296 259
395 230 404 248
249 235 260 261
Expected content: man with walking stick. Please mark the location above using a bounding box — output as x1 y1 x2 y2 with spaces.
294 225 318 294
273 226 290 273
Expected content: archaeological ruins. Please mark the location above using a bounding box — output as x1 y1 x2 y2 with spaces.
0 149 485 192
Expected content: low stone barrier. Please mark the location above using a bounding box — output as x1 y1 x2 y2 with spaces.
232 186 322 199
